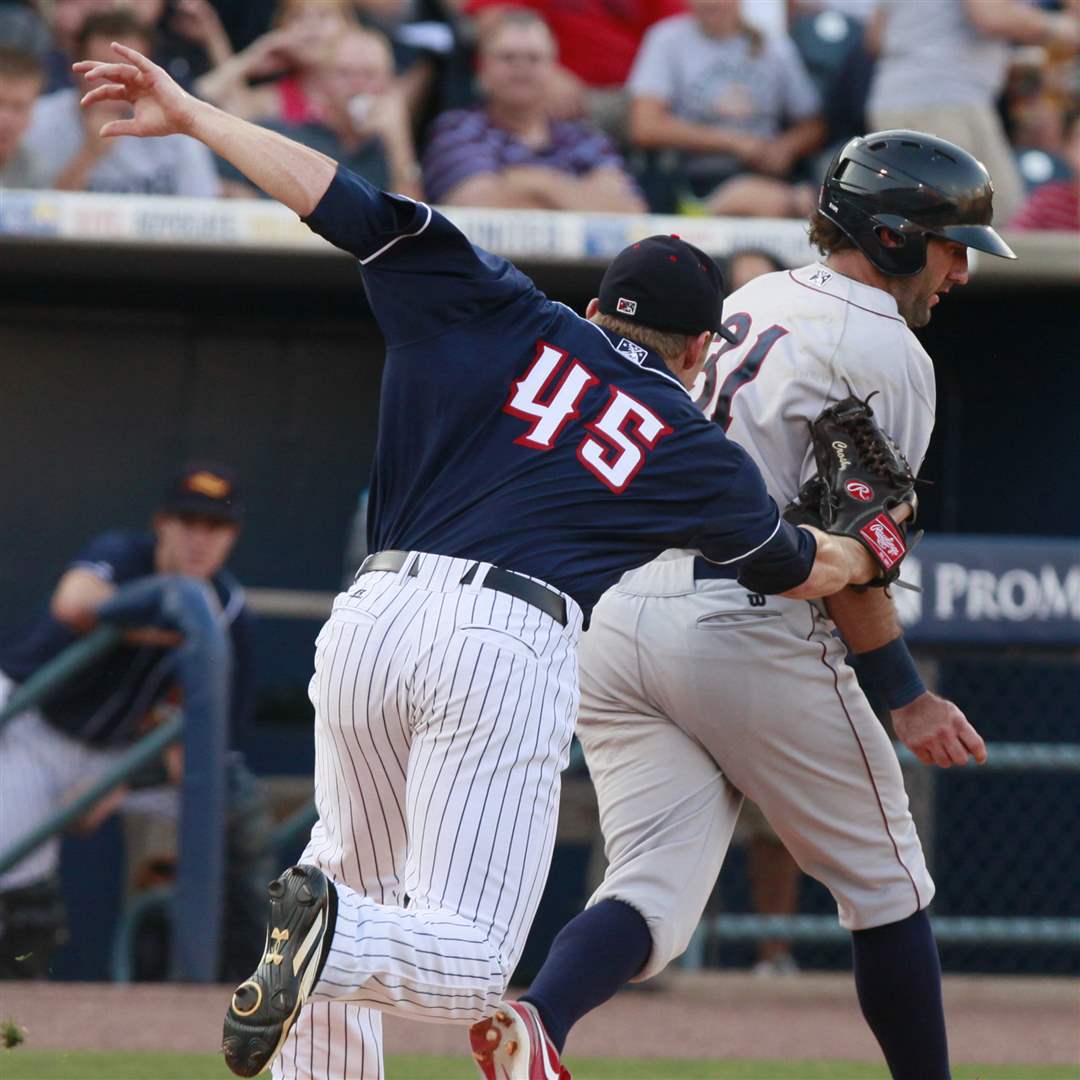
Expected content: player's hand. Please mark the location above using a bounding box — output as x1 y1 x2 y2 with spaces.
892 691 988 768
74 42 200 139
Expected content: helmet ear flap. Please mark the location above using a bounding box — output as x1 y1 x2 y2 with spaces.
873 224 906 250
871 214 929 276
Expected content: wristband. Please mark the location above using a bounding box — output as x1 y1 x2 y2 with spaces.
855 636 926 710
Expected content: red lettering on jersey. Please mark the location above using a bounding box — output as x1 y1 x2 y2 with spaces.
503 341 599 450
504 341 672 493
703 316 789 431
577 386 673 493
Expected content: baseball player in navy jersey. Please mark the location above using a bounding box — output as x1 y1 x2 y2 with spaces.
0 463 253 977
74 47 911 1080
498 131 1016 1080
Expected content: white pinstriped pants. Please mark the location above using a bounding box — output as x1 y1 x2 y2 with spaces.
275 552 582 1080
0 673 179 892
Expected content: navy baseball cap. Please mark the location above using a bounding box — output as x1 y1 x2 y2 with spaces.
598 235 738 342
160 463 242 522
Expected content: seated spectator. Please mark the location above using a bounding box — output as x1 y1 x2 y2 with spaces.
0 44 45 187
0 462 265 982
1012 110 1080 231
216 26 422 199
628 0 826 218
422 8 646 212
868 0 1080 227
195 0 354 121
463 0 687 137
188 0 446 125
23 11 220 195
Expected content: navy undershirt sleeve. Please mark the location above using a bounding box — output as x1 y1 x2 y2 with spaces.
736 519 817 595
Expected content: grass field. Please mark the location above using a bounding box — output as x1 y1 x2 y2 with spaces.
2 1052 1075 1080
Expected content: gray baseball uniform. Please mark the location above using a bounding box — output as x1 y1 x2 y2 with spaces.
578 262 936 979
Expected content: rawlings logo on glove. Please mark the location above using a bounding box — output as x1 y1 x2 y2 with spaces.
784 392 920 590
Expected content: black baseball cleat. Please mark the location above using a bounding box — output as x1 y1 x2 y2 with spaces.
222 865 338 1077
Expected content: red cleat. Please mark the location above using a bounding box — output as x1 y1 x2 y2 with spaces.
470 1000 571 1080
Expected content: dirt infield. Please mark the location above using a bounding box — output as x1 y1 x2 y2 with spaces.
4 973 1077 1066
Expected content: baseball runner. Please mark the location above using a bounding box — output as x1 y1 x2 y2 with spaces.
481 131 1016 1080
74 46 909 1080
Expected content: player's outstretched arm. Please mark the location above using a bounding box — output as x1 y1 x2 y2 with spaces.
51 567 183 647
734 505 911 601
74 42 336 217
780 524 894 600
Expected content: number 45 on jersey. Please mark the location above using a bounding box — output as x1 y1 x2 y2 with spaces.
503 342 672 494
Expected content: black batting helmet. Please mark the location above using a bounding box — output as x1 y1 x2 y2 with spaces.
818 130 1017 277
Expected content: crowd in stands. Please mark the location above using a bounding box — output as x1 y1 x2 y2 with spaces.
1 0 1078 230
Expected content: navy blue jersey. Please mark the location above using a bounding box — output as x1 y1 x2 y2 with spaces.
0 530 254 747
305 167 806 614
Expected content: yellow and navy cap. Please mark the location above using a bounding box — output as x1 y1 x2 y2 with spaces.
160 462 242 522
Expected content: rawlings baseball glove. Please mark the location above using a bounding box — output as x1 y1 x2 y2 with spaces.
784 392 920 590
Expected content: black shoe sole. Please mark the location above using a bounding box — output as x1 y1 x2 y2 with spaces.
222 865 336 1077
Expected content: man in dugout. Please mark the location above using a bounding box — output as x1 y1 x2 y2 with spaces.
0 463 268 980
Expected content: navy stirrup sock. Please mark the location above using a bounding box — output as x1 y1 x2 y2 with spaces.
522 898 652 1053
852 909 950 1079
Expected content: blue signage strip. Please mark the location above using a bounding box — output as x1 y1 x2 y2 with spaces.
893 535 1080 645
